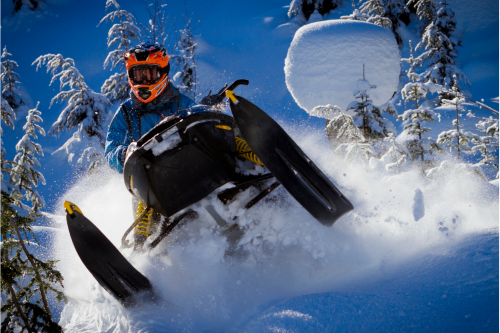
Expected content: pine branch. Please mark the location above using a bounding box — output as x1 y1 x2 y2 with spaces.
10 215 52 319
7 283 36 333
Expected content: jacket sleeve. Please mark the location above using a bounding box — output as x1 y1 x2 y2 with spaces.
105 108 131 173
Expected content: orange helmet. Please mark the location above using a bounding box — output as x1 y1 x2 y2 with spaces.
124 43 170 103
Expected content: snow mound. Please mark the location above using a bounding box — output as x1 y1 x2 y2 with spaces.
284 20 400 115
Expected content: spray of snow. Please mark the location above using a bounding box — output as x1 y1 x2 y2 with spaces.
284 20 400 114
47 122 498 332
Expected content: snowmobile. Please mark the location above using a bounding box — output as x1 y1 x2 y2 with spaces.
63 80 354 307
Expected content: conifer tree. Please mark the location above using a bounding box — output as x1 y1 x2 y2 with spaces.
140 0 169 45
436 80 475 160
328 111 375 163
12 0 40 14
9 102 46 214
407 0 438 34
1 192 65 333
359 0 392 29
380 133 409 172
385 0 409 44
172 19 197 100
340 0 370 21
99 0 141 104
1 96 16 130
1 96 16 191
288 0 341 21
346 70 396 142
399 41 441 166
471 116 499 176
359 0 408 44
415 0 469 90
32 54 110 172
1 46 26 116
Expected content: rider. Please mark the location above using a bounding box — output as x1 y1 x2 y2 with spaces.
105 43 196 249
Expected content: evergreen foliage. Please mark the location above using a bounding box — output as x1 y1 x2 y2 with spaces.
12 0 40 14
1 46 26 115
1 96 15 191
139 0 169 45
8 102 46 214
471 116 499 176
32 54 110 172
399 41 442 166
385 0 409 43
328 112 375 163
415 0 469 90
346 74 396 142
172 19 197 100
380 133 409 171
288 0 341 21
359 0 408 44
1 192 65 333
1 96 16 130
99 0 141 104
359 0 392 29
436 82 475 160
340 0 370 21
407 0 438 31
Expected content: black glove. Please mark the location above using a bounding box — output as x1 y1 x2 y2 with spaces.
200 83 228 106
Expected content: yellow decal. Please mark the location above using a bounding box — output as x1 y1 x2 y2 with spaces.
64 201 83 216
215 125 232 131
130 175 134 189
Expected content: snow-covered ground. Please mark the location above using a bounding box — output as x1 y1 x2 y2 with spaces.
50 128 498 332
1 0 498 331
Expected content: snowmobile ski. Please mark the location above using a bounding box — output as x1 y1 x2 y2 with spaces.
226 91 354 226
64 201 156 307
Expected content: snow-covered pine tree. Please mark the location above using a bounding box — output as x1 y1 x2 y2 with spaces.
415 0 469 91
385 0 409 45
140 0 169 45
340 0 370 21
436 80 475 160
1 96 16 130
359 0 392 29
99 0 141 104
12 0 40 14
9 102 46 214
471 116 499 176
379 133 409 172
327 109 375 163
1 192 65 333
345 70 396 142
359 0 408 44
1 96 16 191
1 46 26 116
407 0 438 35
172 19 197 100
288 0 341 21
32 54 110 173
399 41 441 167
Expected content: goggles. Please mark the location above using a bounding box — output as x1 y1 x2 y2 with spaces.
129 65 163 85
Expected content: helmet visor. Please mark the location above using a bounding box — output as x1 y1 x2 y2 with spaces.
129 65 162 85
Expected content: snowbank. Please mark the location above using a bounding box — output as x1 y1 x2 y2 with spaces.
284 20 400 115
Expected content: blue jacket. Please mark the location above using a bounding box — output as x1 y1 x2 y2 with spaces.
105 83 196 173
